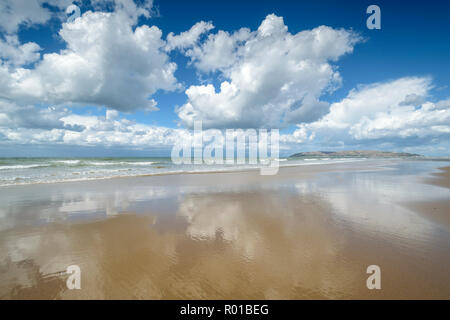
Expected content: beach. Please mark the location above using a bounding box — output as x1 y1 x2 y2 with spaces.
0 159 449 299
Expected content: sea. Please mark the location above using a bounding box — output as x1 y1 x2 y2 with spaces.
0 155 433 187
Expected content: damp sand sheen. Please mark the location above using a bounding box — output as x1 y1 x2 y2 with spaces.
0 159 449 299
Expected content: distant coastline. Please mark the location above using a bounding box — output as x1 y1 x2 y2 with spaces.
289 150 421 158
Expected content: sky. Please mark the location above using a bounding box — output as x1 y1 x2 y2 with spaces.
0 0 449 157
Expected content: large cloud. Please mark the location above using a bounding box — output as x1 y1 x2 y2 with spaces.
287 77 450 149
0 106 191 149
0 1 178 112
175 14 361 129
0 100 84 132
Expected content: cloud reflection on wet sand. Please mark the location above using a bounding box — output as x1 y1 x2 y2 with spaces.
0 161 449 299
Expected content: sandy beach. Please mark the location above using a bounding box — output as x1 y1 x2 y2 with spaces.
0 159 449 299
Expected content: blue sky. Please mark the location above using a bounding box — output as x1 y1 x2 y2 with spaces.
0 0 449 156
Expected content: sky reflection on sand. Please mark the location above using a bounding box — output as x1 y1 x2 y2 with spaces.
0 160 449 299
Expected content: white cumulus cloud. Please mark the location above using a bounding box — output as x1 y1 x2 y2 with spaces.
175 14 361 129
165 21 215 51
288 77 450 148
0 8 179 112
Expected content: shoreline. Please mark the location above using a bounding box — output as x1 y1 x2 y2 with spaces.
0 158 376 188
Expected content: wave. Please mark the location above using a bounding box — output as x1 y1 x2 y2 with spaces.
0 159 162 172
84 161 122 166
51 160 81 165
129 161 156 166
83 161 157 166
0 164 50 170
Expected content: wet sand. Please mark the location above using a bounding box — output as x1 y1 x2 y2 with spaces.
0 160 449 299
425 166 450 188
406 166 450 228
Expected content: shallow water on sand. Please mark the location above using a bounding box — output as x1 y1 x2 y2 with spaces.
0 160 449 299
